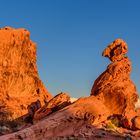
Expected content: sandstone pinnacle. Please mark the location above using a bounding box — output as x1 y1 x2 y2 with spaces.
0 27 52 123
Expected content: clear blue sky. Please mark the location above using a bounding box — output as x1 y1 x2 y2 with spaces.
0 0 140 97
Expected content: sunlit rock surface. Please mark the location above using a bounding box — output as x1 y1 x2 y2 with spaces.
91 39 138 115
0 27 52 123
102 38 128 62
0 35 140 139
135 99 140 109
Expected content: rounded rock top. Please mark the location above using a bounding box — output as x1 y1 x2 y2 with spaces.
102 39 128 62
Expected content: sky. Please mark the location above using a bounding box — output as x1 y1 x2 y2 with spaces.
0 0 140 98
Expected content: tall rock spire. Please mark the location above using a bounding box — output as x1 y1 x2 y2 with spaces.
0 27 52 122
91 39 138 114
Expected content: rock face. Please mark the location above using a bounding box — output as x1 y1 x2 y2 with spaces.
133 116 140 130
0 96 111 140
0 36 140 139
34 92 71 121
0 27 52 123
91 39 138 115
121 108 140 130
102 38 128 62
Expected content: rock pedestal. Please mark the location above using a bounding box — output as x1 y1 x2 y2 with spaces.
91 39 138 115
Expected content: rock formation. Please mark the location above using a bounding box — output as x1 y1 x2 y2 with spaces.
33 92 71 121
102 39 128 62
0 96 111 139
1 96 140 139
0 32 140 139
0 27 52 123
91 39 138 115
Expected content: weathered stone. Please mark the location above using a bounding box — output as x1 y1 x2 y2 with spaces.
91 57 138 114
0 96 110 139
135 99 140 109
0 27 52 122
91 39 138 115
102 38 128 62
120 109 137 129
33 92 71 121
132 116 140 130
0 37 140 139
27 100 41 117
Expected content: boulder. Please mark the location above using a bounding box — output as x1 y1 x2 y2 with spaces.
33 92 71 121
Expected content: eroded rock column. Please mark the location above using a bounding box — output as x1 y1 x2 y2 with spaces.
91 39 138 114
0 27 52 122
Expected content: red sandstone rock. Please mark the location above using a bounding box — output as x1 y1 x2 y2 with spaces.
133 116 140 130
27 100 41 117
0 96 111 139
91 39 140 131
91 39 138 115
1 122 135 140
102 38 128 62
34 95 110 124
136 108 140 114
121 109 137 129
33 92 71 121
0 27 52 122
121 109 140 130
91 57 138 114
0 37 140 139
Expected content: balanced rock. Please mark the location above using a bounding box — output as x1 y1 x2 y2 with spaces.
102 38 128 62
0 27 52 122
91 39 138 115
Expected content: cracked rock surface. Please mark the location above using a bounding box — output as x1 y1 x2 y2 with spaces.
0 27 52 123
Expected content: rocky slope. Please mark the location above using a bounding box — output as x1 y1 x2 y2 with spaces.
0 96 133 140
0 29 140 140
1 96 140 139
0 27 52 124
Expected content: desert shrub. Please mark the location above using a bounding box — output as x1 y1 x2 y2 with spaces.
110 117 119 127
106 121 117 132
